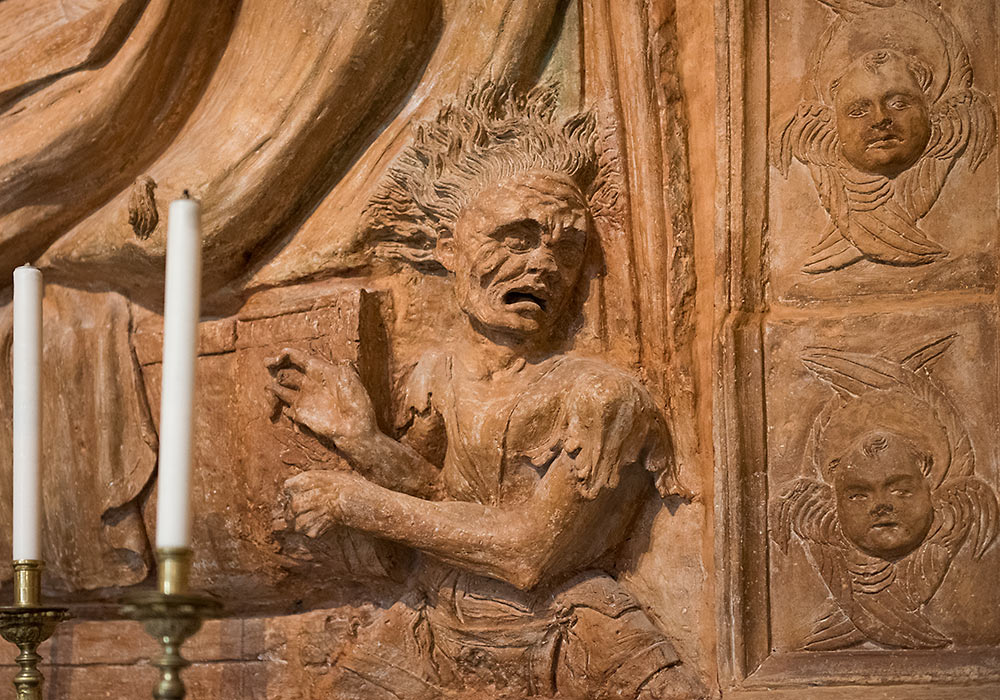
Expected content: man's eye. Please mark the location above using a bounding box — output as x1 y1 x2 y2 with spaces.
890 489 912 497
847 103 868 118
504 234 534 252
491 221 540 252
848 493 867 502
888 98 911 110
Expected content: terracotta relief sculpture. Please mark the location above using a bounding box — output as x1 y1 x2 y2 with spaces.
0 0 711 694
773 335 999 650
775 0 996 274
266 83 699 699
0 0 577 593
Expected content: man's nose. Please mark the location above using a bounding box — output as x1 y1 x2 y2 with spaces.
525 244 558 274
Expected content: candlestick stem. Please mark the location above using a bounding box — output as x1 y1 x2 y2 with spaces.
123 548 220 700
0 562 68 700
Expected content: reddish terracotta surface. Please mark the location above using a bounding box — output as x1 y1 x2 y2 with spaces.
0 0 996 697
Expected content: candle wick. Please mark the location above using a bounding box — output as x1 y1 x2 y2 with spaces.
182 189 191 199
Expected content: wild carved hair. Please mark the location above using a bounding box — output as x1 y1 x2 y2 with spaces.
363 81 618 271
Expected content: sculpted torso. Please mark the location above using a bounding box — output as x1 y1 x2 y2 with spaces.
262 91 694 696
267 169 669 592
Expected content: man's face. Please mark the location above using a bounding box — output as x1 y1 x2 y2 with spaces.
833 435 934 559
445 170 590 342
834 53 931 178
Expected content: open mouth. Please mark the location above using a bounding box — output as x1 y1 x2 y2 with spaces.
503 289 548 312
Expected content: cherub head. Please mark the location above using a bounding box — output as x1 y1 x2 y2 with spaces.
364 81 616 344
773 337 1000 649
775 2 996 273
813 387 949 561
832 49 932 178
829 430 934 558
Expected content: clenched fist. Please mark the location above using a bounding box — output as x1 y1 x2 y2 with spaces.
277 470 365 538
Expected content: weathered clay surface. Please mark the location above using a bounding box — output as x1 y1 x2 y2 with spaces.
766 311 1000 652
5 0 997 696
768 0 999 303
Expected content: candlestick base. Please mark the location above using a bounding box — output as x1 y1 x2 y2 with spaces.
121 591 221 700
0 606 69 700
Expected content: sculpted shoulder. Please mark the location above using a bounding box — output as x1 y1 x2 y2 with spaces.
547 355 656 410
529 355 680 500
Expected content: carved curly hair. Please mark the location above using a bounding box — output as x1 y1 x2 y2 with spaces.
828 48 934 102
363 81 619 271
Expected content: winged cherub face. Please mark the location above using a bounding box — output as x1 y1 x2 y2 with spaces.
834 51 931 178
441 169 590 343
833 432 935 559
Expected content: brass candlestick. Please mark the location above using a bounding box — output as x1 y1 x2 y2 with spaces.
122 548 220 700
0 560 69 700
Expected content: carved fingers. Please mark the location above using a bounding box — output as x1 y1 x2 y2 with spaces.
279 470 357 539
265 348 379 449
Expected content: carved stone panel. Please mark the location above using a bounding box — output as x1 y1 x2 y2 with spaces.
766 307 1000 656
768 0 998 304
718 0 1000 695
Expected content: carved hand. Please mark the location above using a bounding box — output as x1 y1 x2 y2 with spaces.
279 470 365 538
266 347 379 451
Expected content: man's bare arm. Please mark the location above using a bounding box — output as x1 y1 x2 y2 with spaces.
285 453 649 590
337 431 442 499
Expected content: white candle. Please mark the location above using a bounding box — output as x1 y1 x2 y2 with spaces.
12 265 42 562
155 197 202 550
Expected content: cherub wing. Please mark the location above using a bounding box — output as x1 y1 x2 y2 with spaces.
797 535 951 649
772 477 838 553
776 102 842 175
938 475 1000 559
791 524 951 649
837 558 950 648
777 102 946 272
775 103 852 233
896 89 998 219
776 103 864 271
838 175 945 267
801 347 907 397
772 463 952 648
800 169 947 273
896 476 998 610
